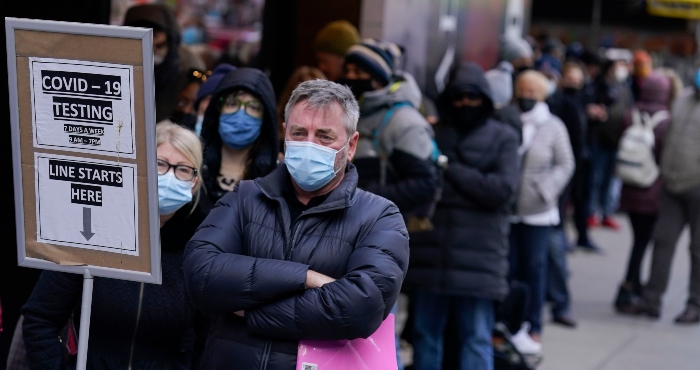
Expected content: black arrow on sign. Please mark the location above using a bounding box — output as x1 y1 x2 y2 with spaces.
80 207 95 241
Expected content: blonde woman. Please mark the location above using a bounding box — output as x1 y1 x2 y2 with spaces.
22 121 209 369
509 70 575 351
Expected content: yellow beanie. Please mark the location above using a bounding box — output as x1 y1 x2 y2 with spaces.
313 20 360 56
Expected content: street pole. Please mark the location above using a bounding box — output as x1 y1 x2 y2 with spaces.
76 269 94 370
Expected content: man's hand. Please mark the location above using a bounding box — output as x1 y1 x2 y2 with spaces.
305 270 335 289
234 310 245 317
586 103 608 122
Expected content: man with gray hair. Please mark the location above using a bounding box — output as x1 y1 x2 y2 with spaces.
184 78 410 369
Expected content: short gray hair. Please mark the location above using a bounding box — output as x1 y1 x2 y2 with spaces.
284 79 360 138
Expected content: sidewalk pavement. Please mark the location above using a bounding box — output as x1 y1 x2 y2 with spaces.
539 213 699 370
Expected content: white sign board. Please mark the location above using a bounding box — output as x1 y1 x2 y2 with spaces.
29 57 136 158
35 152 139 256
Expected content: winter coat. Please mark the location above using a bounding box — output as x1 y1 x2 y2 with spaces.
619 73 671 214
590 79 634 150
514 104 575 217
123 4 182 122
352 71 438 214
183 163 409 370
200 68 279 205
405 62 520 300
22 201 209 370
661 87 700 194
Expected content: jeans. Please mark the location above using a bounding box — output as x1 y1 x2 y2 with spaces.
411 292 494 370
589 143 620 218
509 223 552 334
547 226 572 317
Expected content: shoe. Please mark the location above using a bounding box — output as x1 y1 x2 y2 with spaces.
619 300 661 318
552 314 577 328
614 284 639 314
674 307 700 324
587 215 600 228
510 322 542 355
601 216 621 231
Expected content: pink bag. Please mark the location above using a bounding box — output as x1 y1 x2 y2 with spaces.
296 314 397 370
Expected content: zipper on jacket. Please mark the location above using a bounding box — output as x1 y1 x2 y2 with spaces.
284 222 303 261
259 340 272 370
127 282 145 370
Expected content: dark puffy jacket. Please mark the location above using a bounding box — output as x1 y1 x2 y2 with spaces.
22 201 209 370
183 163 409 370
619 73 671 214
200 68 279 205
405 62 520 301
124 4 182 122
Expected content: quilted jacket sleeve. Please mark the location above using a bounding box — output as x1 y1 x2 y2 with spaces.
183 186 309 315
445 127 520 210
245 201 409 341
22 271 82 370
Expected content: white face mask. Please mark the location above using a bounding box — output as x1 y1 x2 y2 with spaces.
153 53 166 66
615 67 629 82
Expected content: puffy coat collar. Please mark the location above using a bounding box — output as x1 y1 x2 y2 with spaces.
255 163 359 212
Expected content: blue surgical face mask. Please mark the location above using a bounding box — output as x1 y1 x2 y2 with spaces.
194 114 204 136
182 26 204 45
158 172 194 215
219 110 263 149
285 141 347 192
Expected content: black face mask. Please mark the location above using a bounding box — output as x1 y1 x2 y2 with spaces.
562 87 580 96
172 110 198 130
337 78 374 100
451 105 487 131
518 98 537 113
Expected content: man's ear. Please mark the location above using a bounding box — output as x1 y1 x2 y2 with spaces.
347 131 360 161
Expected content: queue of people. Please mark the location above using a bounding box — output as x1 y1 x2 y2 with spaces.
6 3 700 370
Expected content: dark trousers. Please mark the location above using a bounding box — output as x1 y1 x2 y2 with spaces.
644 186 700 310
509 223 552 334
547 226 572 317
624 212 658 293
573 159 594 246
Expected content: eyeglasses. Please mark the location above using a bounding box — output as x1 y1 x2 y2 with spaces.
219 95 264 118
157 159 198 181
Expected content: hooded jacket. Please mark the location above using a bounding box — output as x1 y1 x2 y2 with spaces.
619 73 671 213
200 68 279 205
405 62 520 300
22 201 209 370
661 86 700 194
352 71 438 213
183 163 409 370
123 4 182 122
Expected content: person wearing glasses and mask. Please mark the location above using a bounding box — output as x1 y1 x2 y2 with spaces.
22 121 209 369
184 79 408 370
199 68 279 205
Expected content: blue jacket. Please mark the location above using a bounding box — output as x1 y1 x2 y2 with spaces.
183 163 409 370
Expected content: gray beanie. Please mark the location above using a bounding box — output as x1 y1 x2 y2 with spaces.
500 35 533 62
485 61 514 107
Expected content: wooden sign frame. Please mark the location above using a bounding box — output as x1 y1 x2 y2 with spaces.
6 17 161 284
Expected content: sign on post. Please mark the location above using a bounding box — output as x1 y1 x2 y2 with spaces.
6 18 160 284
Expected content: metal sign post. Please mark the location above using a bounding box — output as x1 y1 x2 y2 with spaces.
76 269 93 370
